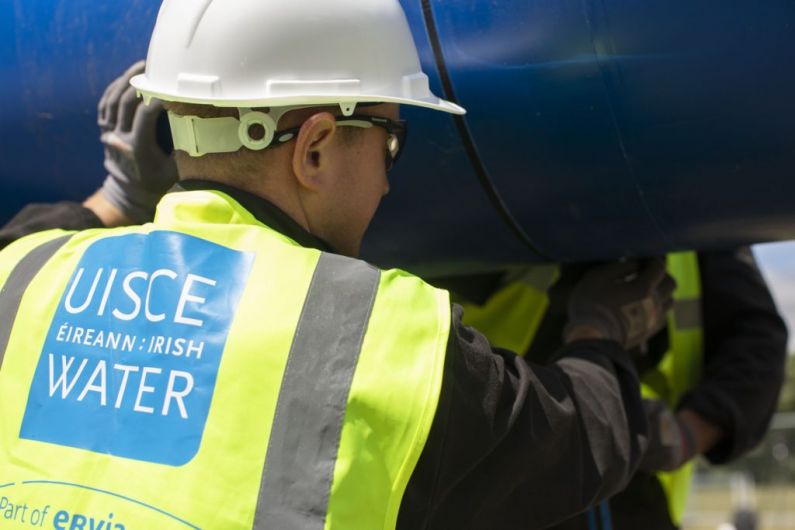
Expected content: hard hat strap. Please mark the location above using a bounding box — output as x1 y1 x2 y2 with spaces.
168 103 358 157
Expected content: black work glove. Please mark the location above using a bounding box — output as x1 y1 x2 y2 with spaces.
639 399 697 472
564 258 676 349
98 60 177 223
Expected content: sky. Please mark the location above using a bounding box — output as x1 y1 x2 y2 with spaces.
753 241 795 353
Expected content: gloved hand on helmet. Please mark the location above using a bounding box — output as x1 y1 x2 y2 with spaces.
564 258 676 350
96 60 177 224
639 399 697 472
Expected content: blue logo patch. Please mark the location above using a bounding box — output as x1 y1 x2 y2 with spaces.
20 231 254 466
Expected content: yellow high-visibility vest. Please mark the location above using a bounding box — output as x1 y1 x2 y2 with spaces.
641 253 703 526
461 253 702 526
457 265 559 354
0 189 450 530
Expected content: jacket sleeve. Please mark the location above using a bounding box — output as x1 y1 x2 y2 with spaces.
399 304 648 530
0 202 103 250
677 247 788 464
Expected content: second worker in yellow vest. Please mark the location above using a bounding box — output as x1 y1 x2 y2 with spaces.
453 251 787 530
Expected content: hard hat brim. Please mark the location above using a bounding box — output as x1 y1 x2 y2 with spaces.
130 75 466 115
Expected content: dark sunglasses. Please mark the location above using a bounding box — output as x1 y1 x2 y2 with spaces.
271 114 408 172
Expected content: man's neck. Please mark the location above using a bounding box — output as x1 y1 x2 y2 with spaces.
174 179 335 253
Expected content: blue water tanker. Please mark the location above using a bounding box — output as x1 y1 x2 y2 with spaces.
2 1 794 276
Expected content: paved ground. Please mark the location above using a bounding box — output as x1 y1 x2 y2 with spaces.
684 485 795 530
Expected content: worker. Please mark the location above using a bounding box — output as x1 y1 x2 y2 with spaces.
451 250 787 530
0 2 675 529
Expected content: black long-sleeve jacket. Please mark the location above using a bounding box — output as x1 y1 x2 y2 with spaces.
443 250 787 530
0 180 649 530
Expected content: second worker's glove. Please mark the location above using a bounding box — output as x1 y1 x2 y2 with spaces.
639 399 697 472
564 258 676 350
98 60 177 223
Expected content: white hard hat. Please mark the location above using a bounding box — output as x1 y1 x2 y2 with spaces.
130 0 465 115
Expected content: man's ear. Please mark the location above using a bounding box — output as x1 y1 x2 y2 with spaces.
292 112 337 192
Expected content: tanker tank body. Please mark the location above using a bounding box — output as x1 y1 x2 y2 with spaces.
2 0 795 277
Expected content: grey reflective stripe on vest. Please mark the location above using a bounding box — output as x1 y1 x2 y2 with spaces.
673 299 702 330
0 235 72 370
254 252 381 530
